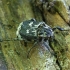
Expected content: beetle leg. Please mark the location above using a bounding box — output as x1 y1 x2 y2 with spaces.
24 41 27 47
52 26 64 31
43 40 54 55
27 41 38 58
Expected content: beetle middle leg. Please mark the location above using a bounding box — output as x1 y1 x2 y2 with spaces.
27 41 38 58
43 40 54 55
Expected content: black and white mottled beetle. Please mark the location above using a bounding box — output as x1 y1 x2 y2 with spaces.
16 18 65 58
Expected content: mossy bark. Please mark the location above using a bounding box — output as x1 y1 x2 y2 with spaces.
32 0 70 70
0 0 70 70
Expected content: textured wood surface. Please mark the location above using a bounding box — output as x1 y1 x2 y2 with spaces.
0 0 70 70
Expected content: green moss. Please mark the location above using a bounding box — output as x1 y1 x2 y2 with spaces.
50 30 68 68
54 1 64 11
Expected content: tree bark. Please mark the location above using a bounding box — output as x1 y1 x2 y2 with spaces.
0 0 70 70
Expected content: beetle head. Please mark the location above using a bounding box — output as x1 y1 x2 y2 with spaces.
37 22 54 41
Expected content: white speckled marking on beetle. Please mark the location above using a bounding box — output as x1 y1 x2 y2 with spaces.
29 22 33 27
32 30 37 36
26 29 29 33
16 22 23 40
34 22 43 27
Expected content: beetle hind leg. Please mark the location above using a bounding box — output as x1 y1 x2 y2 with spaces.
27 41 38 58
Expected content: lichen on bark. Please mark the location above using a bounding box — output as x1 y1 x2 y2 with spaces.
32 0 70 70
0 0 70 70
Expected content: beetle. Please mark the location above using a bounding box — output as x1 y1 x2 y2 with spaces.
16 18 65 58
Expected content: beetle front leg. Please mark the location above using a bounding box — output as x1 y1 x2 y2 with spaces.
52 26 64 31
52 26 70 32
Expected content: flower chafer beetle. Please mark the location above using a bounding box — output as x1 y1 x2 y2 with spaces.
16 18 66 58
